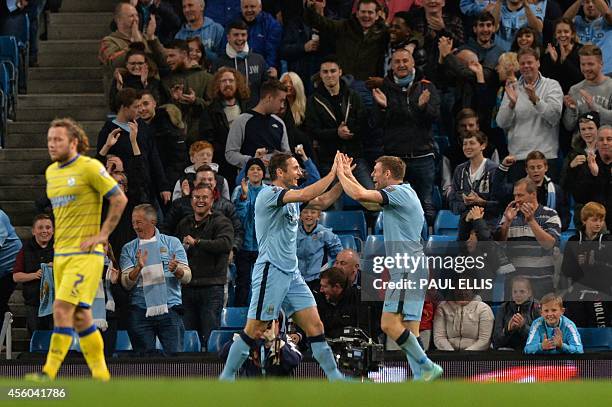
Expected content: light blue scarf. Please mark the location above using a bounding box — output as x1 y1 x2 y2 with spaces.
138 234 168 317
92 256 115 331
38 263 54 317
544 176 556 209
394 69 415 88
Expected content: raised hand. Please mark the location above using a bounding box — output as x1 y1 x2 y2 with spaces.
240 178 249 198
579 89 595 109
520 202 535 222
546 43 558 63
570 154 586 168
146 14 157 39
437 36 453 60
524 82 538 104
105 128 122 148
130 19 144 43
504 201 519 223
372 88 387 108
181 179 191 197
128 120 139 143
563 95 577 109
140 63 149 86
180 88 196 104
552 328 563 349
136 249 148 269
418 89 431 108
169 253 178 273
505 80 518 107
587 152 599 176
114 69 124 90
502 155 517 167
542 333 555 350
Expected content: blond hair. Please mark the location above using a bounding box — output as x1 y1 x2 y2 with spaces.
49 118 90 154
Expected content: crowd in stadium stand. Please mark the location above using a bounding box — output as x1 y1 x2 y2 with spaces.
1 0 612 360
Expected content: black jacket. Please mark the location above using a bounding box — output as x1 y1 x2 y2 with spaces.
304 79 365 166
492 298 540 350
136 1 182 46
14 239 54 306
175 211 233 286
161 195 244 251
371 73 440 157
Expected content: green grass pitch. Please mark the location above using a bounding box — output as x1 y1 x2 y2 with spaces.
1 379 611 406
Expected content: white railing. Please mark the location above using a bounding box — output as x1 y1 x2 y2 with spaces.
0 311 13 360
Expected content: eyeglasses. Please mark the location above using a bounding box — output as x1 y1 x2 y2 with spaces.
127 61 146 66
192 195 208 201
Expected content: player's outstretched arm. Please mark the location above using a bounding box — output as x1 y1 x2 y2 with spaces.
81 188 128 251
282 151 341 204
337 155 382 211
306 182 343 211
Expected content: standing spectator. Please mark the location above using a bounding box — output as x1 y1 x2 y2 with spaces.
175 0 224 62
540 18 584 94
215 20 271 108
297 206 343 291
371 48 440 223
463 11 506 68
239 0 283 70
433 290 495 351
162 39 213 144
205 0 242 27
563 45 612 135
120 204 192 354
99 2 166 96
509 25 544 56
381 11 423 75
280 72 315 159
225 79 290 170
496 178 561 297
11 214 53 334
524 293 584 354
175 184 234 349
492 276 540 350
304 0 389 81
136 0 182 46
460 0 497 17
304 56 372 189
492 0 545 52
200 67 251 185
495 47 563 182
494 151 571 230
449 130 499 226
231 158 266 306
563 0 612 74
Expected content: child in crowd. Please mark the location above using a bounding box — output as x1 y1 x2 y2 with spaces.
524 293 583 354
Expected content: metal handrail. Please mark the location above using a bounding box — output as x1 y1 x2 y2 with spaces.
0 311 13 360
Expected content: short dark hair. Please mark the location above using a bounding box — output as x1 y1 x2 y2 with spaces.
375 156 406 180
166 39 189 53
195 164 215 176
139 89 157 102
320 55 341 70
356 0 380 11
474 11 495 25
517 47 540 61
320 267 349 289
269 152 293 181
32 213 52 227
227 19 249 32
393 11 411 25
525 150 547 163
462 130 488 146
260 79 287 99
192 183 215 196
116 88 141 110
126 42 146 61
456 108 479 123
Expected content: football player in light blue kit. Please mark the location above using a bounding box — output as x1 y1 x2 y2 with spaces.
220 151 345 381
337 154 443 381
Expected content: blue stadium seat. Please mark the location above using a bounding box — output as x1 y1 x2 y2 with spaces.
363 235 385 260
29 330 80 353
338 234 358 251
425 234 458 256
220 307 248 329
207 330 239 353
319 210 367 241
432 186 443 211
374 212 428 240
183 330 202 352
0 36 18 119
578 328 612 351
115 330 132 351
433 210 460 236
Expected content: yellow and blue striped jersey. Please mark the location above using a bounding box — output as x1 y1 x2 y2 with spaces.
45 154 118 256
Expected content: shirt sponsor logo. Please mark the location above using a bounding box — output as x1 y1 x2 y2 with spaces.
50 195 76 208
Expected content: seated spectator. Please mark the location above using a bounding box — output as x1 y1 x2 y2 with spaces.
172 141 230 202
433 289 494 351
371 48 440 224
492 276 540 350
493 0 545 51
509 26 544 56
136 0 182 46
463 11 505 68
540 18 583 94
97 88 171 206
231 158 267 306
280 72 315 160
563 0 612 74
225 79 291 170
109 43 163 112
138 90 188 188
200 67 251 186
562 202 612 327
161 39 213 144
495 47 563 182
449 130 499 227
215 20 271 108
494 151 571 230
99 2 165 96
0 210 24 317
333 248 361 287
496 178 561 297
238 0 283 70
297 205 343 291
175 184 234 349
524 293 584 354
314 267 381 340
220 318 302 377
120 204 192 354
175 0 224 63
304 56 372 190
163 165 244 253
11 214 54 334
562 45 612 136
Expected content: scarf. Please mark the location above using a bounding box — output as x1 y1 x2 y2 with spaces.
138 233 169 317
543 176 556 209
92 277 108 331
394 69 415 88
226 42 250 59
38 263 54 317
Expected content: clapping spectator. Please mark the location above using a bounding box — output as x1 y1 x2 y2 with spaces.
540 18 583 94
136 0 182 46
509 26 544 56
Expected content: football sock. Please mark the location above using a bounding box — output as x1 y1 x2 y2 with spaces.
396 329 433 372
79 325 110 381
219 331 254 381
42 327 74 380
309 334 344 381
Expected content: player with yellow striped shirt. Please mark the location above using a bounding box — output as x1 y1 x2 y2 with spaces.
26 118 127 382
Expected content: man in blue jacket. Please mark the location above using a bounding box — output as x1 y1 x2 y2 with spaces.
175 0 225 63
239 0 282 71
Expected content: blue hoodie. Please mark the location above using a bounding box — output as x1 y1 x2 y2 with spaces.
524 315 584 354
297 223 342 282
242 11 283 68
175 17 225 63
0 209 22 278
232 181 264 252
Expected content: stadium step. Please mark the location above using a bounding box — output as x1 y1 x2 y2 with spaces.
49 12 113 26
0 201 38 226
29 79 104 94
17 94 106 108
6 121 103 148
15 226 33 240
0 149 52 161
60 0 116 13
38 40 101 68
0 160 49 175
29 67 103 80
48 24 110 41
0 186 46 201
16 107 108 121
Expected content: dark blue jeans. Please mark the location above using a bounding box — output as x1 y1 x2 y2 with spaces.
182 285 224 351
401 155 436 225
128 306 184 354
